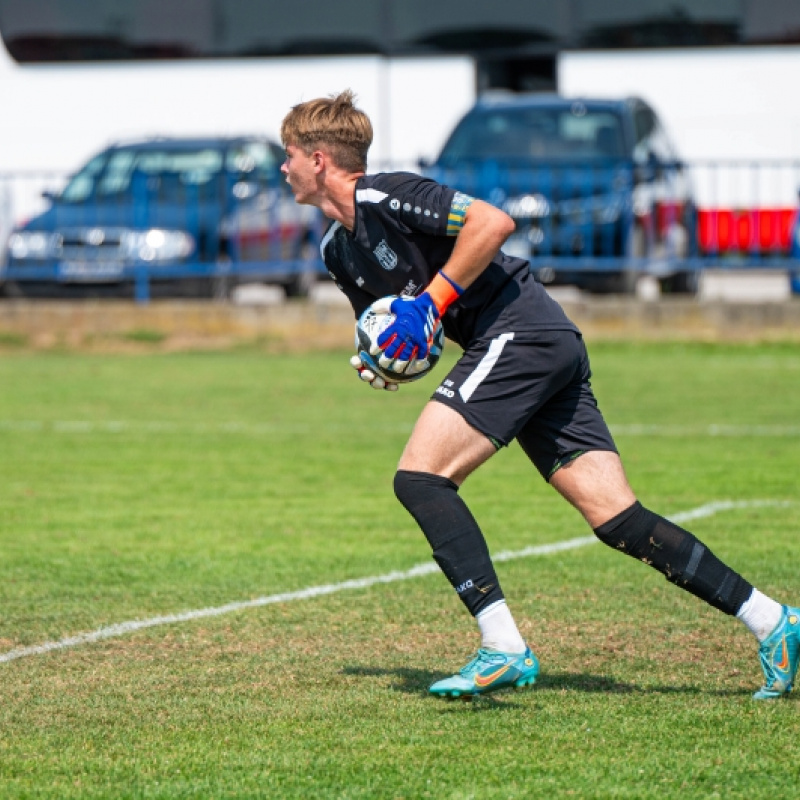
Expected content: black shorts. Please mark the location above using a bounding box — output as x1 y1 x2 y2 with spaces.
430 329 618 480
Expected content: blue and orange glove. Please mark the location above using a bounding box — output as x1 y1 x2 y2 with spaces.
370 271 463 375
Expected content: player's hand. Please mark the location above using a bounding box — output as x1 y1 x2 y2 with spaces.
369 272 463 375
371 294 439 371
349 355 399 391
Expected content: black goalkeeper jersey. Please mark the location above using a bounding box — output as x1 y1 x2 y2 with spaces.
320 172 578 349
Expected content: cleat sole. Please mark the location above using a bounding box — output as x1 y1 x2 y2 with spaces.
432 679 537 699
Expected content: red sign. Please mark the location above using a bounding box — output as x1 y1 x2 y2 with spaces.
697 208 796 254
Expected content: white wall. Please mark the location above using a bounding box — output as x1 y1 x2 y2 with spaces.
8 39 800 211
0 42 474 174
0 38 475 222
559 46 800 206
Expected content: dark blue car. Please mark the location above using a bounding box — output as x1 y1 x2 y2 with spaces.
3 136 324 298
424 93 696 293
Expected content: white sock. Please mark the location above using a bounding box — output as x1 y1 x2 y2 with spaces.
736 588 784 642
476 599 526 654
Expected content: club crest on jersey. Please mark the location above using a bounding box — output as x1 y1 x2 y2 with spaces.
373 239 398 271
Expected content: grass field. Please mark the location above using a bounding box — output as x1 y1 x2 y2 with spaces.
1 340 799 799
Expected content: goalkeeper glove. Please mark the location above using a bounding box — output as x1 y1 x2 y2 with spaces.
349 355 399 391
372 271 463 374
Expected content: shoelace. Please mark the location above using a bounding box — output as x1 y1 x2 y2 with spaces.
459 649 507 676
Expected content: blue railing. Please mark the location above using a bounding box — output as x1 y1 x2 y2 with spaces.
0 168 329 301
2 161 800 298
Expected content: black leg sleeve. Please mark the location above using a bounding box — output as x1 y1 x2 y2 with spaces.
593 502 753 615
394 469 505 616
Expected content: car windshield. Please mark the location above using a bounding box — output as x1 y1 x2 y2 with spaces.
58 142 281 203
436 105 626 165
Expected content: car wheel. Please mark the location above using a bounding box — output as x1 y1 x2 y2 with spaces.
1 280 23 298
660 270 698 295
584 223 647 295
286 269 317 298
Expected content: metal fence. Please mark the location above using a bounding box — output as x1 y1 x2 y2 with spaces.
0 169 328 302
2 161 800 300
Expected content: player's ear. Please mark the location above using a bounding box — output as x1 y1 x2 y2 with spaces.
311 149 326 172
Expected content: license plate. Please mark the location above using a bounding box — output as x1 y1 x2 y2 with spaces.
58 261 125 282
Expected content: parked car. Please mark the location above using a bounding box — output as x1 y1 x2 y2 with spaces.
788 206 800 295
2 136 324 299
423 93 697 293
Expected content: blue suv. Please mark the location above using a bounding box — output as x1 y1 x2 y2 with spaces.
424 93 696 293
3 136 324 298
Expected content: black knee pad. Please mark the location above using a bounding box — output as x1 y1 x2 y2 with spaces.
594 502 752 615
394 470 504 616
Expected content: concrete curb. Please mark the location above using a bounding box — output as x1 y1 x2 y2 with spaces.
0 295 799 350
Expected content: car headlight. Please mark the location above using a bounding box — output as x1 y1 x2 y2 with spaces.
119 229 195 262
8 231 60 260
501 193 550 219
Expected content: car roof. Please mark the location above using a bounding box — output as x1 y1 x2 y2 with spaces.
107 135 274 152
470 92 639 114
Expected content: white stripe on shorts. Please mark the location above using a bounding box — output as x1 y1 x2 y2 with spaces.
458 332 515 402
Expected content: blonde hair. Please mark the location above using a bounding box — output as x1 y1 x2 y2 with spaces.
281 89 373 173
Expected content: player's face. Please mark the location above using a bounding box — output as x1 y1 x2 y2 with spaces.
281 144 317 205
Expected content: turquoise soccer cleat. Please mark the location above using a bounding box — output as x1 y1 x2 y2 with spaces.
753 605 800 700
429 647 539 699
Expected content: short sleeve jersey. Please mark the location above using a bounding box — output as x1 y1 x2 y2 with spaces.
321 171 578 349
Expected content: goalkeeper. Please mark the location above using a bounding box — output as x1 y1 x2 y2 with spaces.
280 90 799 700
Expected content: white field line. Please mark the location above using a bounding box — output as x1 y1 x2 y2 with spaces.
2 420 800 437
0 499 792 665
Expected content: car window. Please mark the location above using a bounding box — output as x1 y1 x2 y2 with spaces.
96 148 224 197
633 106 677 164
98 150 137 195
633 106 657 162
438 105 626 163
646 120 678 163
57 141 283 203
60 151 108 202
226 141 280 179
633 106 655 144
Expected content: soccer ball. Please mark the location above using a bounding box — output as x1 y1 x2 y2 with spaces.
355 297 445 384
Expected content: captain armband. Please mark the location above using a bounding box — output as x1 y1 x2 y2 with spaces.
446 191 475 236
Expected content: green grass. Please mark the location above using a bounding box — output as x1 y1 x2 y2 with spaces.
1 341 799 799
118 329 168 345
0 330 28 347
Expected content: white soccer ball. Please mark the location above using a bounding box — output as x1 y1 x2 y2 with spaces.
354 296 445 384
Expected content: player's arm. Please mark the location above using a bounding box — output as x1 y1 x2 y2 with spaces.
436 197 516 293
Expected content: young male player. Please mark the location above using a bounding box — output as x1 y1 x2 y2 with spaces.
280 90 799 700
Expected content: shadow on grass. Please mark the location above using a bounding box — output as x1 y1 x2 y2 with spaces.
342 665 526 708
342 665 753 700
538 673 750 697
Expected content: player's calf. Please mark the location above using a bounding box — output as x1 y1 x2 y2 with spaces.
394 469 504 616
593 501 753 615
